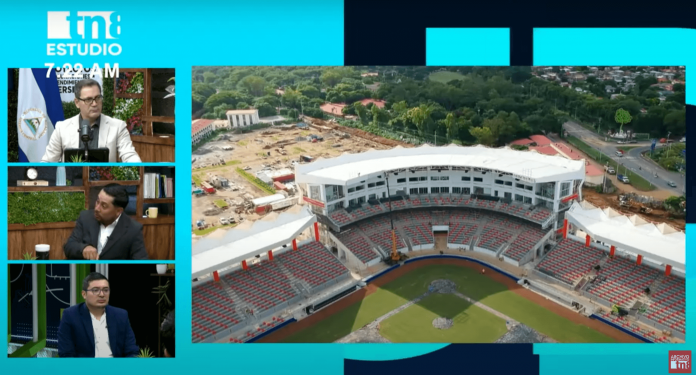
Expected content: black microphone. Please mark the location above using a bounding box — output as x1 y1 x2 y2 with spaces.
79 119 91 143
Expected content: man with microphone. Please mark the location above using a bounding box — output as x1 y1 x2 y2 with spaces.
64 184 149 260
41 79 142 163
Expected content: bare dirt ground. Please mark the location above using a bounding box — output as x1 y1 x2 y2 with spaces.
582 188 685 231
191 119 407 231
257 258 643 343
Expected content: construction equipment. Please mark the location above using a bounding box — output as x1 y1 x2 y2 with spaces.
383 230 408 265
618 194 653 214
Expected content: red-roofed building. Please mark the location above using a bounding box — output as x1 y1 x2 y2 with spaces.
510 138 534 146
529 134 552 146
320 102 348 116
585 163 604 185
553 142 583 161
192 119 215 144
529 146 558 156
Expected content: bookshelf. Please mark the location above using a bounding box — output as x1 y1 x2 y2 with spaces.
7 167 175 260
113 68 175 162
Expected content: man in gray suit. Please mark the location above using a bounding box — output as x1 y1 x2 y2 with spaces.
41 79 142 163
64 184 149 260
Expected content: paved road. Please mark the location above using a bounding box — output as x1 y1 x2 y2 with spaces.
562 121 684 196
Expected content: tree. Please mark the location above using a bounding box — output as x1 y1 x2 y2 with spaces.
663 108 686 136
342 105 356 115
444 113 458 140
203 71 217 84
192 83 217 99
204 91 250 112
287 108 299 120
253 95 280 108
663 195 685 214
481 116 513 146
353 102 368 125
406 104 435 135
298 84 321 99
256 102 276 117
321 69 343 87
236 102 249 109
614 108 632 134
641 89 658 99
192 93 207 114
281 89 305 109
371 105 389 126
237 76 267 97
469 126 495 146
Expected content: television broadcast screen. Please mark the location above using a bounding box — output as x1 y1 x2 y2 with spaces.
0 3 692 375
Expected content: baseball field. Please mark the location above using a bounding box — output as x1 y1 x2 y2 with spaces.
258 258 643 344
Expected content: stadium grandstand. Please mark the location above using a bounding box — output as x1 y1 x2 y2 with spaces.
191 206 358 343
192 144 685 343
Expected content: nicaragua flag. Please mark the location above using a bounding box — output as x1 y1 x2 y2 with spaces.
16 68 63 162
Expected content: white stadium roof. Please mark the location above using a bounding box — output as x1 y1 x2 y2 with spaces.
191 206 316 278
295 144 586 185
566 201 685 271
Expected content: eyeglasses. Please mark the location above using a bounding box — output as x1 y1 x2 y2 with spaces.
85 288 110 295
76 95 104 105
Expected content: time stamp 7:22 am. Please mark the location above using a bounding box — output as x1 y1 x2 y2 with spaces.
43 63 120 79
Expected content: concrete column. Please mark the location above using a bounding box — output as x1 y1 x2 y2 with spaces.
230 114 237 127
246 114 251 126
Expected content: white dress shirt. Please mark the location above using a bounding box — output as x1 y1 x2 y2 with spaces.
90 311 113 358
98 214 121 255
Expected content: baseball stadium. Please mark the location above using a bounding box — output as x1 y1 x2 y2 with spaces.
191 144 685 344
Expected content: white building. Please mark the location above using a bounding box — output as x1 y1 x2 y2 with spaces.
192 119 215 144
226 109 260 128
295 144 586 230
212 119 230 130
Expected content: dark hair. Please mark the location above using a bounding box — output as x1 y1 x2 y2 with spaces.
160 310 175 356
82 272 109 291
102 183 129 210
74 79 102 98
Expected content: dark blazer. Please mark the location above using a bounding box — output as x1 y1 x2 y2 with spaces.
57 303 139 358
64 210 149 260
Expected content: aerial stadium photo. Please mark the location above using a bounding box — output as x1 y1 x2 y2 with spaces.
190 66 686 344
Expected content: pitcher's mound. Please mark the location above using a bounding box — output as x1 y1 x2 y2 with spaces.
433 317 454 330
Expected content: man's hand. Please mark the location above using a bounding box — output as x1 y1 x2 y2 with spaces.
82 246 98 260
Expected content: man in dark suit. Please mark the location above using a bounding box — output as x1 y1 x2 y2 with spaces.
57 272 139 358
64 183 149 260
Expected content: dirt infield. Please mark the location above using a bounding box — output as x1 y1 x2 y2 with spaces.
257 258 644 343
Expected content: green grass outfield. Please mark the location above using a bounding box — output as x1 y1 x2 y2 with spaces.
380 293 507 343
428 71 466 83
282 264 617 343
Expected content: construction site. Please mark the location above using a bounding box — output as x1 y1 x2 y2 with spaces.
191 115 685 235
191 116 411 234
581 187 685 231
